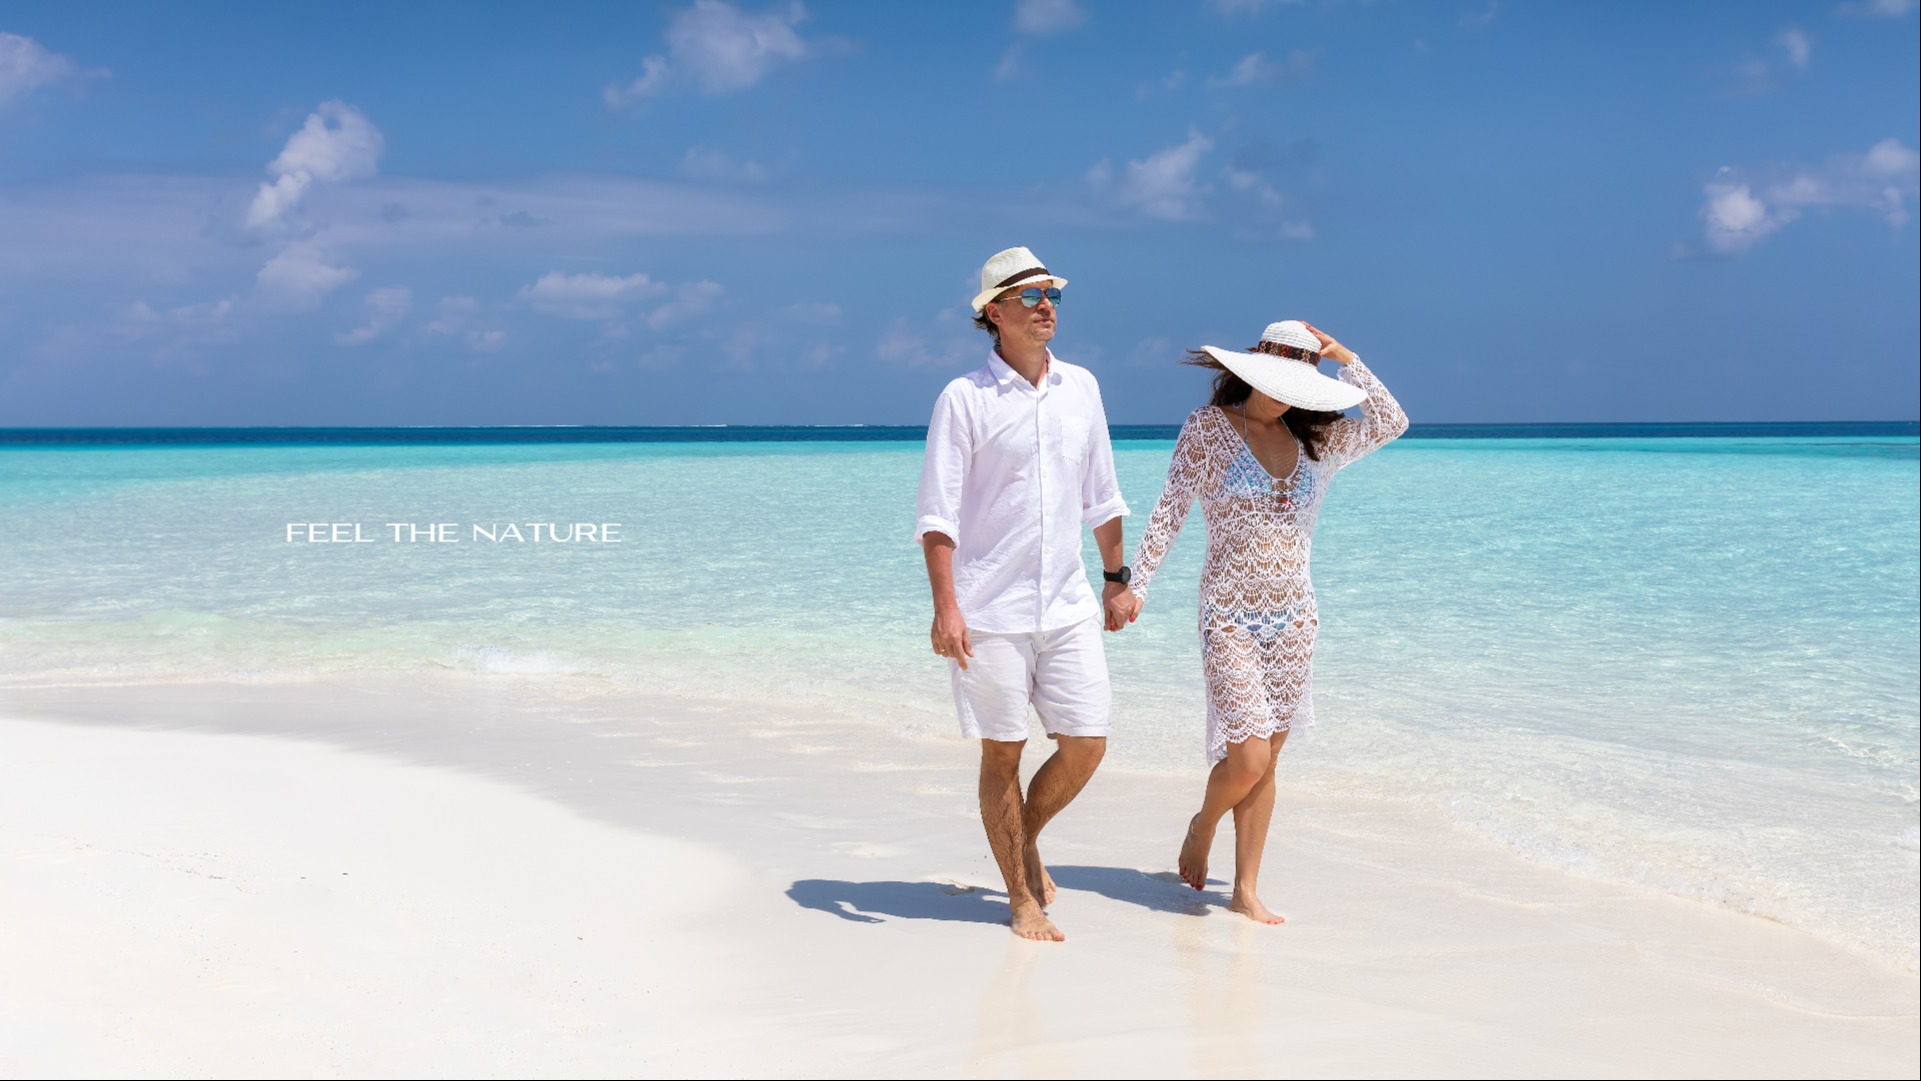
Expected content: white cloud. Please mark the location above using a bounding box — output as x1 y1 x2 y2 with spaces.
1702 183 1789 253
876 310 982 369
1725 27 1816 92
610 56 672 103
0 32 83 107
1090 128 1216 221
115 297 235 335
1777 27 1812 69
1698 138 1921 254
425 295 480 336
604 1 838 105
247 102 384 230
519 271 670 319
1462 1 1500 26
993 44 1027 82
1209 49 1316 87
1863 137 1921 179
254 243 359 308
995 0 1088 80
1013 0 1088 35
1206 0 1305 13
335 286 413 345
1136 67 1186 100
1835 0 1915 16
647 280 725 329
423 294 506 352
1226 166 1285 207
800 341 842 368
636 343 685 370
681 145 769 183
717 324 760 367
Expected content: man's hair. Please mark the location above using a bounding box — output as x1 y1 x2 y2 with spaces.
972 301 1000 340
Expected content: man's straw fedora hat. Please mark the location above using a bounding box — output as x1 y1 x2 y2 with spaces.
971 246 1068 314
1201 320 1367 412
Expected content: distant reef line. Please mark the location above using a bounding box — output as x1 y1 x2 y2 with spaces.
2 421 1916 446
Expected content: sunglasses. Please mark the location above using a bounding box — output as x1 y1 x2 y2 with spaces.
998 286 1063 309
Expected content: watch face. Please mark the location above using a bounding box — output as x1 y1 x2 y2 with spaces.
1107 566 1131 584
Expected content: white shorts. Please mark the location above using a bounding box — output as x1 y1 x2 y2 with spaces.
950 618 1112 743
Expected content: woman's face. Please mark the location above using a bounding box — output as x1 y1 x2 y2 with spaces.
1244 388 1290 423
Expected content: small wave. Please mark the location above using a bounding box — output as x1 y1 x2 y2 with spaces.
446 645 593 675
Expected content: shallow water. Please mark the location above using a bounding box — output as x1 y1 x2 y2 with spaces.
2 432 1915 969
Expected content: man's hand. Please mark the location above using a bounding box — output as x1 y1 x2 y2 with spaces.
922 531 973 668
931 606 974 669
1103 582 1142 631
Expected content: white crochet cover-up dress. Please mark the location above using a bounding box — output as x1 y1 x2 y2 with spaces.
1128 357 1407 765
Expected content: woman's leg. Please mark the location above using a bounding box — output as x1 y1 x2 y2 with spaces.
1177 736 1276 890
1227 730 1288 923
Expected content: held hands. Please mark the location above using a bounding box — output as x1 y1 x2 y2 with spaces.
1103 583 1143 632
930 606 973 670
1301 321 1355 365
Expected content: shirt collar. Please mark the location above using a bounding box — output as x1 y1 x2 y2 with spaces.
986 347 1062 390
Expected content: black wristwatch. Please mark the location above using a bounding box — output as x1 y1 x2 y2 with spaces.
1103 565 1131 586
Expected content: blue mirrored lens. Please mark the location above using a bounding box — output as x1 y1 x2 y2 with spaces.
1017 287 1063 308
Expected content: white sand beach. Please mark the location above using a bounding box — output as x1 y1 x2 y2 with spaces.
1 673 1913 1078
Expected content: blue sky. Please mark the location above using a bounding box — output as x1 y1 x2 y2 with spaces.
1 1 1915 425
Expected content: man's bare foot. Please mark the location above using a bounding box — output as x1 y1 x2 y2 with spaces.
1010 900 1065 941
1022 842 1057 906
1228 891 1285 925
1178 813 1213 890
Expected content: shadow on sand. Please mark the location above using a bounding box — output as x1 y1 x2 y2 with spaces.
1049 865 1219 916
786 879 1012 925
788 866 1222 925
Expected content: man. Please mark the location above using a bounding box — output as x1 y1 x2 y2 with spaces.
913 245 1134 942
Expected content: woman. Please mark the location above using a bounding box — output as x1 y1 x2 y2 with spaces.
1112 319 1407 923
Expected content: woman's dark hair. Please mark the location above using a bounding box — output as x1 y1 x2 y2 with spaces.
1182 343 1342 461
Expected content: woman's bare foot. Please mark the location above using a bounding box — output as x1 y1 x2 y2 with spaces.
1228 890 1285 925
1178 814 1214 890
1010 900 1065 941
1023 843 1057 906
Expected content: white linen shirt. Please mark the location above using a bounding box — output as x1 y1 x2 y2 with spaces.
914 348 1130 634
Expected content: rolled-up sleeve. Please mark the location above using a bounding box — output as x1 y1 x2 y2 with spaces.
914 386 968 544
1080 380 1130 527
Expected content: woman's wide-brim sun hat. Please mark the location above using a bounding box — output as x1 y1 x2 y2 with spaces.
971 246 1068 314
1202 321 1366 412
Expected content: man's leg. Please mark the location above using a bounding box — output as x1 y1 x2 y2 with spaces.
1019 735 1105 905
979 739 1062 941
956 633 1065 941
1024 619 1113 908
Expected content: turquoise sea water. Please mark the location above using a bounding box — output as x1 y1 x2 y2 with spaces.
1 430 1916 969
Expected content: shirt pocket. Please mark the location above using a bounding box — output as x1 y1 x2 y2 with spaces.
1049 409 1093 467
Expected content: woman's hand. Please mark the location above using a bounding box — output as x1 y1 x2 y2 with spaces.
1301 321 1355 366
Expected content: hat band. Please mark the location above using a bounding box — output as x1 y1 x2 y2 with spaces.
994 266 1051 289
1253 340 1321 364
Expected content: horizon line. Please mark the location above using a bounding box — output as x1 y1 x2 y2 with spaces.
2 419 1916 448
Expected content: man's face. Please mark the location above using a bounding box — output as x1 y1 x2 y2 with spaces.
988 281 1059 347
